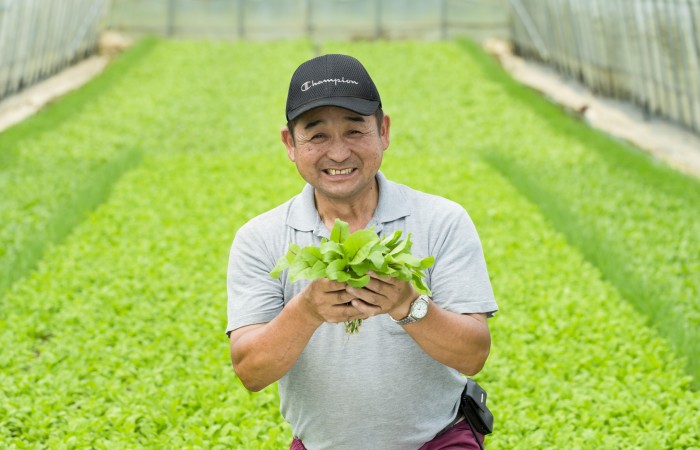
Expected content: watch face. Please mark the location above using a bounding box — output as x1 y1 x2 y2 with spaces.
412 298 429 318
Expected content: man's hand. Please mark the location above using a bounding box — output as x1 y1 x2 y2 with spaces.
231 277 369 392
297 278 369 326
345 272 491 375
344 271 418 320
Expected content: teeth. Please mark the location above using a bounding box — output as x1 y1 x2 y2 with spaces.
327 168 353 175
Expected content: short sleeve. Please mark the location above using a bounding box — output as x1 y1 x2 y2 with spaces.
226 221 285 335
428 206 498 317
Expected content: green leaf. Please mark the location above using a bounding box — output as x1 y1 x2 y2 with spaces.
395 265 413 281
412 273 431 295
330 218 349 243
380 230 402 247
288 256 312 281
383 266 399 277
319 240 344 262
271 244 302 278
349 260 371 276
392 252 421 267
299 246 322 264
290 266 313 283
334 271 351 282
270 255 290 279
308 260 328 279
368 250 388 272
325 259 348 279
419 256 435 270
346 274 370 288
388 236 409 256
349 239 379 265
342 228 378 260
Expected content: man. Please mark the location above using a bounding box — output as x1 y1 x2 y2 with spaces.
227 53 498 450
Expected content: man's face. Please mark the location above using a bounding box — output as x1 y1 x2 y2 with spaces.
282 106 390 205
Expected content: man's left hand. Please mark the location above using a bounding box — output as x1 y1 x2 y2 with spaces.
344 271 418 320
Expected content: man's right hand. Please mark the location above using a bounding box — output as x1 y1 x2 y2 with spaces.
230 278 368 392
296 278 368 327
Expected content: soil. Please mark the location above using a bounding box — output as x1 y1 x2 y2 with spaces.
0 31 132 133
2 34 698 179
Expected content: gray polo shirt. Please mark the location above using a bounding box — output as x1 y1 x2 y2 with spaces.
227 171 497 450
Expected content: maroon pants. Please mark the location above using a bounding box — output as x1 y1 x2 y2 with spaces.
290 419 484 449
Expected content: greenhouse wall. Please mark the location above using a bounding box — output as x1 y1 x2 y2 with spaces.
0 0 109 101
508 0 700 135
106 0 508 42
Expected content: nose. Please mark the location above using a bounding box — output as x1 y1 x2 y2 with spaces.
326 137 352 162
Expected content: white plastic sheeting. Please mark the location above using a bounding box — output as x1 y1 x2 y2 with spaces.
107 0 507 42
509 0 700 135
0 0 109 101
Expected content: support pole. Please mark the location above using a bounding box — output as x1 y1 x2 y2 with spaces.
238 0 245 40
509 0 550 61
440 0 448 40
167 0 175 37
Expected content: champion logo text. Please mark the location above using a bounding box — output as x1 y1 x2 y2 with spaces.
301 77 359 91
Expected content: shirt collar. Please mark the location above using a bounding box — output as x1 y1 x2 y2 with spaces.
286 171 411 237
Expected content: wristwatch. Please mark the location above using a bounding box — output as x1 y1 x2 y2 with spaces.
392 294 430 326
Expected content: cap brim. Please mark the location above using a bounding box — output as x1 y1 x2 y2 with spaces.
287 97 380 121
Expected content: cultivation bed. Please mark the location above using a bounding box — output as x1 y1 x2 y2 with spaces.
1 38 698 448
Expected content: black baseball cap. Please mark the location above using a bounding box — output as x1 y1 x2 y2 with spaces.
286 54 382 122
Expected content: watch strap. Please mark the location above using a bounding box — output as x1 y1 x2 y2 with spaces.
391 294 429 326
393 314 418 326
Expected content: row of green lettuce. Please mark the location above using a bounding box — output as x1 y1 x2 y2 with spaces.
0 38 158 297
0 38 698 448
459 38 700 385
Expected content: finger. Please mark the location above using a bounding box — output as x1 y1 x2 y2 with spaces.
313 277 348 292
347 280 393 305
368 271 395 284
333 290 357 305
364 275 399 296
345 286 382 306
327 303 367 323
345 304 365 321
351 298 382 317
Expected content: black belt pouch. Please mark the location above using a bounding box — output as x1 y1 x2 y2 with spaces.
460 378 494 435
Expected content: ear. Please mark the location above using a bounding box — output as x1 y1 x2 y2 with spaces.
380 114 390 151
281 126 296 161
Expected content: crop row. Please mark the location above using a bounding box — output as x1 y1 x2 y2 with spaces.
0 39 698 448
458 38 700 385
0 39 156 297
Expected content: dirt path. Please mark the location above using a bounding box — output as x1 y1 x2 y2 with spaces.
0 56 110 132
0 32 131 134
484 39 700 179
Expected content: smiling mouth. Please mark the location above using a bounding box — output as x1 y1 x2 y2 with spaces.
325 168 354 175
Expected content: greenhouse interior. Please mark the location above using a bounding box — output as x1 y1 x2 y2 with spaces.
1 0 699 448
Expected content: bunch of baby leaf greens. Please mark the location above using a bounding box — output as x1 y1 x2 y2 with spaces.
270 219 435 333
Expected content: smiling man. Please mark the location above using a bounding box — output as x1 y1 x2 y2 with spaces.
227 54 498 450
